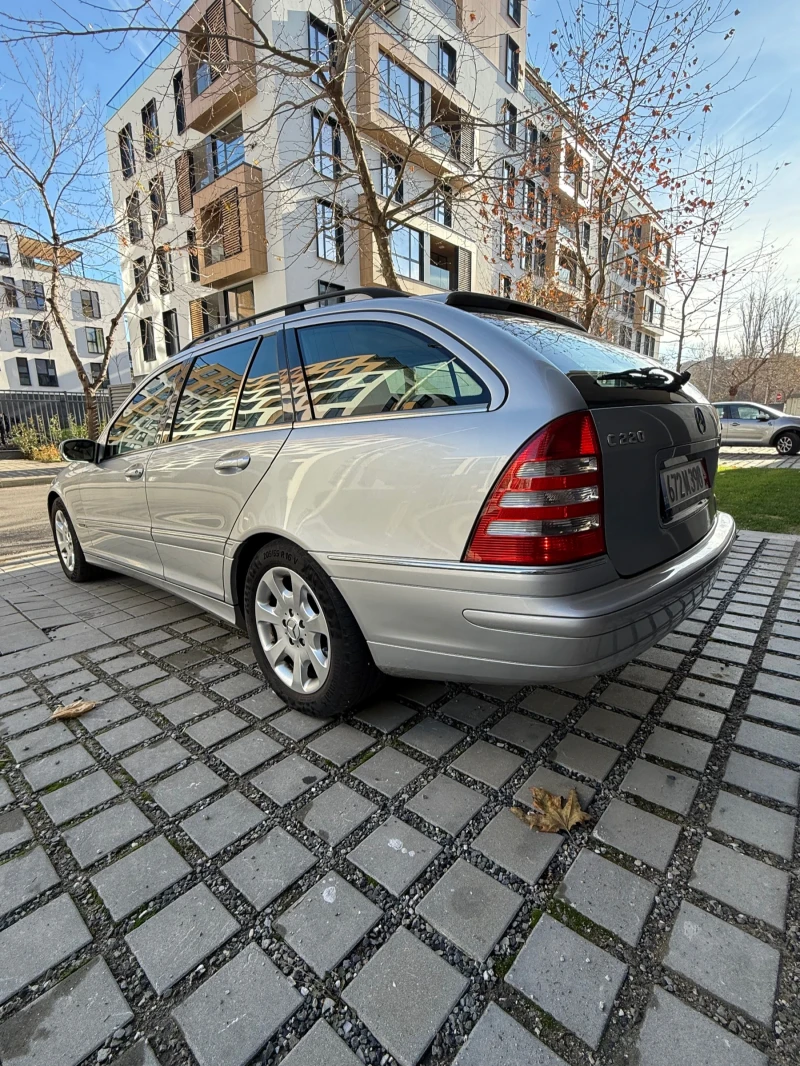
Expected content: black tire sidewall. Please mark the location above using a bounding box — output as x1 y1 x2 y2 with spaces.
50 499 90 581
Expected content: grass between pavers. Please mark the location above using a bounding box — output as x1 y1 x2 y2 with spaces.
715 468 800 535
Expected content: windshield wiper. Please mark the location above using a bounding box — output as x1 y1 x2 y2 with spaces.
595 367 691 392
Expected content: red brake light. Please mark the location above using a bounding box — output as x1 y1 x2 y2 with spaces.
464 410 605 566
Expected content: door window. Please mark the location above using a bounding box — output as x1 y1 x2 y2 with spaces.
171 338 257 442
234 333 286 429
294 321 489 421
731 404 761 420
105 365 182 458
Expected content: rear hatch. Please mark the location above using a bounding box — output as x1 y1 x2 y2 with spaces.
478 316 720 577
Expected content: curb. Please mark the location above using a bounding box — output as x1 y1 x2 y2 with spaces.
0 476 57 488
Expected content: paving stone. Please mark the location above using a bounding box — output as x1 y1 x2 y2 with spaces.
150 762 225 817
342 927 468 1066
555 676 598 696
104 654 156 678
237 688 286 720
280 1020 360 1066
22 743 95 790
593 798 680 871
691 658 744 685
489 711 552 753
661 700 725 738
193 660 238 683
7 721 73 762
718 612 762 633
449 739 523 789
173 945 301 1066
63 799 153 868
439 693 497 727
0 809 33 855
91 835 191 921
81 697 140 732
306 723 373 766
553 733 619 780
0 703 50 739
119 663 168 688
223 827 317 910
690 838 790 930
711 625 757 647
185 709 247 749
703 640 752 664
0 778 12 806
638 646 685 670
139 677 192 705
405 773 486 835
276 871 382 977
0 845 60 919
398 679 449 706
634 987 768 1066
271 709 330 740
0 686 39 714
215 730 284 775
598 683 656 717
252 753 327 806
300 781 376 846
158 693 217 727
417 858 522 961
121 738 191 782
576 706 640 746
453 1002 568 1066
677 677 735 709
519 689 577 722
507 914 627 1049
351 746 424 797
113 1041 162 1066
96 716 163 755
353 698 416 733
664 900 779 1026
736 719 800 766
210 672 262 702
642 726 712 772
618 663 672 691
348 815 441 895
181 791 264 856
474 807 561 885
556 848 656 946
0 957 133 1066
45 668 102 696
621 759 699 815
513 766 596 810
761 652 800 679
400 717 465 758
126 884 239 995
709 789 796 859
723 751 800 806
39 768 121 826
0 893 92 1004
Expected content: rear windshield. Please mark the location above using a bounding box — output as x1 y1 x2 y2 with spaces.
478 314 707 406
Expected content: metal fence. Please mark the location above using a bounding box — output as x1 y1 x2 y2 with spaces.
0 390 113 440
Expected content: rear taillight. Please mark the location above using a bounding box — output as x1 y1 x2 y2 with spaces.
464 410 605 566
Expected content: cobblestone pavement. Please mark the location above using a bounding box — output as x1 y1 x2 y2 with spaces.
719 447 800 470
0 533 798 1066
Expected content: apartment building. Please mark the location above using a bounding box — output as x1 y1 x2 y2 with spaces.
0 229 130 393
104 0 668 380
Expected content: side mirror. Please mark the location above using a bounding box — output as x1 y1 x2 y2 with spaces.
758 412 771 422
60 438 99 463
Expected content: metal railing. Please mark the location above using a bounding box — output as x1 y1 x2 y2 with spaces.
0 391 113 440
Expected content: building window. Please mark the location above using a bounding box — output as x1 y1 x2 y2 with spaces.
644 295 655 323
163 309 180 357
187 230 201 282
140 317 156 362
31 321 53 350
23 280 45 311
438 39 456 84
311 110 341 179
89 362 102 382
126 192 143 242
200 190 241 265
635 331 655 358
379 154 404 202
501 161 516 209
117 123 135 179
558 250 577 287
157 248 174 295
317 280 345 306
35 357 57 386
10 317 24 347
149 174 167 230
173 71 186 134
86 326 104 355
191 114 245 191
390 224 424 281
534 237 547 277
141 99 160 160
432 182 453 227
519 233 533 272
379 53 424 130
16 356 31 385
315 199 344 263
581 221 591 250
0 236 11 266
502 223 515 262
3 276 16 307
502 101 517 148
505 37 520 88
134 257 150 303
80 289 101 318
507 0 522 24
499 275 512 298
620 290 635 319
309 16 335 87
619 324 632 349
189 0 228 96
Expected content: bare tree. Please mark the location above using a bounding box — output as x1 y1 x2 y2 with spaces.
718 278 800 399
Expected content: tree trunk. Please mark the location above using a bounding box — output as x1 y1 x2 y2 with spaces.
85 387 100 441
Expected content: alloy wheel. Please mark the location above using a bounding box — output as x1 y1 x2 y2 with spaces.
254 566 331 693
54 510 75 572
776 434 795 455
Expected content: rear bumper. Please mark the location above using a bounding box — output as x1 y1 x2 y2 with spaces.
321 511 736 683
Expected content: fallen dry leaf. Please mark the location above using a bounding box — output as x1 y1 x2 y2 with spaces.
51 699 96 720
511 787 591 834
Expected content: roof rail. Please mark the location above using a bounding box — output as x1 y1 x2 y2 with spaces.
444 291 588 332
181 285 410 351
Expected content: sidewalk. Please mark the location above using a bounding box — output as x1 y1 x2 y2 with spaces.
720 446 800 470
0 457 64 488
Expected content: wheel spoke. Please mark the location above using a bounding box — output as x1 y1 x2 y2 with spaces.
265 635 290 666
254 598 281 625
253 565 332 695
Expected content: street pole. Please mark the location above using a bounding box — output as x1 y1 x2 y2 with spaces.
706 246 729 401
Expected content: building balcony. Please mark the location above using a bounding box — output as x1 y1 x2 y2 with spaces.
193 163 267 288
179 0 257 134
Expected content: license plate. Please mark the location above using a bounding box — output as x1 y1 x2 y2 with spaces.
660 459 709 518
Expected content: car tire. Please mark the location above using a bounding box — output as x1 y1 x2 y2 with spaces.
774 432 800 456
50 498 101 582
244 539 381 717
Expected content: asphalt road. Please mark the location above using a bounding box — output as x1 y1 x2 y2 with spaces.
0 484 53 561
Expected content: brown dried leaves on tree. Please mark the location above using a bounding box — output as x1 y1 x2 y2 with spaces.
511 787 591 834
51 699 96 720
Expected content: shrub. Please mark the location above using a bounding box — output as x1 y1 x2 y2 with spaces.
31 443 62 462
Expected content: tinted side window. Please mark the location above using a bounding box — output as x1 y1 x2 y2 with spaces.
234 333 286 429
105 365 182 457
294 321 489 421
171 339 257 442
732 404 760 420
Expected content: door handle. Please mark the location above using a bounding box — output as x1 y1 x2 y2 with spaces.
730 422 740 426
214 452 250 473
124 465 144 480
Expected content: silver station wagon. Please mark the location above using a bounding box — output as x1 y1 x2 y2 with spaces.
50 289 735 717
